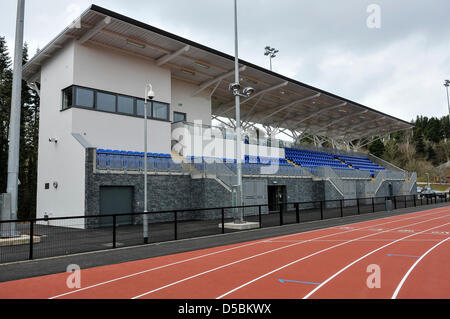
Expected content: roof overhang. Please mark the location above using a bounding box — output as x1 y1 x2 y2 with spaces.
23 4 414 140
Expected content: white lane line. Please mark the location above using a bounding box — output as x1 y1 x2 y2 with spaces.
131 212 445 300
303 223 450 299
216 213 450 299
391 237 450 299
50 207 445 299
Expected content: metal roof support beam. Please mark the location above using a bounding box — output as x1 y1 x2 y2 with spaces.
242 94 265 128
341 116 386 137
209 79 222 97
258 93 321 125
192 66 246 97
347 125 393 141
312 110 369 135
291 102 347 128
78 16 111 44
214 116 235 129
218 81 289 117
156 45 190 66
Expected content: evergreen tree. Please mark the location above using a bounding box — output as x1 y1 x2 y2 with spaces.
0 38 40 219
0 36 13 194
368 139 385 157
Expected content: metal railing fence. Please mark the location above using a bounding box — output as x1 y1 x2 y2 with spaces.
0 193 447 264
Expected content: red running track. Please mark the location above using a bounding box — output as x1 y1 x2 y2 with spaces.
0 207 449 299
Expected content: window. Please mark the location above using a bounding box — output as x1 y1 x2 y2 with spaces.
96 91 116 112
153 102 169 121
61 86 170 121
117 95 134 115
173 111 186 123
62 87 73 110
136 99 152 117
75 87 94 108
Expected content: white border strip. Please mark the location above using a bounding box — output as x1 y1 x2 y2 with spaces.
391 236 450 299
217 213 449 299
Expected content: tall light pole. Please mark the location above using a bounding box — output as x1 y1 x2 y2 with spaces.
143 84 154 244
264 46 279 71
445 80 450 124
230 0 254 223
4 0 25 237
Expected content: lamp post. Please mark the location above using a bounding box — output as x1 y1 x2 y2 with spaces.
143 84 155 244
445 80 450 124
4 0 25 238
264 46 279 71
230 0 254 223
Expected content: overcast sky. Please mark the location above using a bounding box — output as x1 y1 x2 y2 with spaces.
1 0 450 122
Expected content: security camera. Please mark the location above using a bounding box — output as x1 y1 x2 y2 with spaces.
229 83 241 92
146 84 155 100
243 87 254 97
147 89 155 100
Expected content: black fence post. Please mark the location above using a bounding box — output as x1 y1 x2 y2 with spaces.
320 201 324 220
259 206 262 229
340 199 344 218
112 215 117 249
29 221 34 260
357 198 360 215
174 211 178 240
295 203 300 224
280 204 284 226
222 208 226 233
394 196 397 209
372 197 375 213
404 195 407 208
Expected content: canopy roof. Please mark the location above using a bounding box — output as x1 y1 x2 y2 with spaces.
23 4 413 141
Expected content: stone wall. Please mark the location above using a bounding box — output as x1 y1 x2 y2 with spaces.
85 149 416 227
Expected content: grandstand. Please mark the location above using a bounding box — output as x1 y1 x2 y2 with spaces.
21 5 416 228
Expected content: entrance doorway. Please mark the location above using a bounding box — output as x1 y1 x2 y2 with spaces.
99 186 134 227
268 185 287 213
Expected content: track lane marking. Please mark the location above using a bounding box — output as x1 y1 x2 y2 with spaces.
391 237 450 299
49 207 447 299
131 212 447 299
216 213 450 299
302 223 450 299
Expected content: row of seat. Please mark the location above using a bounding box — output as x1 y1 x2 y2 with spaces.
337 155 385 171
284 148 387 173
97 149 172 159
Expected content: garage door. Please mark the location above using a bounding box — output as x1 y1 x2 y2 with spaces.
99 186 134 227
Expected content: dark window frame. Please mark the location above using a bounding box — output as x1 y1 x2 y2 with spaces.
152 101 170 121
173 111 187 123
95 90 118 113
117 94 136 115
74 86 95 109
60 85 170 121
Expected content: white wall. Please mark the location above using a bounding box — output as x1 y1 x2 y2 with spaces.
73 42 171 103
35 40 225 221
37 41 87 222
72 108 171 153
171 78 211 125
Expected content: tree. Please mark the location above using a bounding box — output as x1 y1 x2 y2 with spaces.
0 38 40 219
0 36 13 194
368 139 385 157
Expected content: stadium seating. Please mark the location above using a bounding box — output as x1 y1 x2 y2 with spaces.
284 147 385 172
284 148 351 170
96 147 386 176
336 154 385 171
